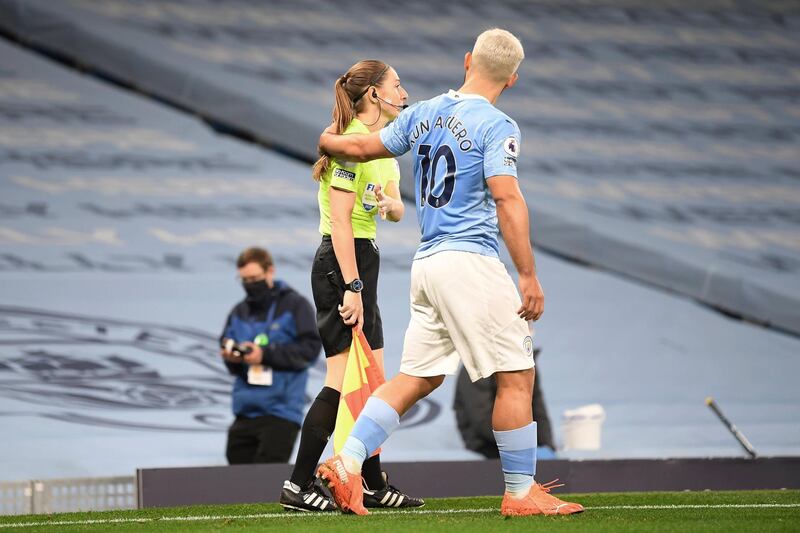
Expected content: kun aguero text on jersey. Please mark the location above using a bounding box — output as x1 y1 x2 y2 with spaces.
410 115 473 152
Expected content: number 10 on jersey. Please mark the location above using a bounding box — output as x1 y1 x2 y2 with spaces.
417 144 457 209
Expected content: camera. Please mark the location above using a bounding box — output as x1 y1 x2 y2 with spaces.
222 338 253 358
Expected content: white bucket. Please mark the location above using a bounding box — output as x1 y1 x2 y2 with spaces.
561 403 606 450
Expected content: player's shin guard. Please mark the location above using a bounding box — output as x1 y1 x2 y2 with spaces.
341 397 400 470
494 422 537 498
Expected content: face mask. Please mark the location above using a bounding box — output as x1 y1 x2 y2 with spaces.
243 280 270 301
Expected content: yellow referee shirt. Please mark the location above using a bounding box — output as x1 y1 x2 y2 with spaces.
318 119 401 240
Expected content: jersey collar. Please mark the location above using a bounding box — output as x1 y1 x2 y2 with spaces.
446 89 489 103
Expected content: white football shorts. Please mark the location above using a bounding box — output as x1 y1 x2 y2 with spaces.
399 250 535 382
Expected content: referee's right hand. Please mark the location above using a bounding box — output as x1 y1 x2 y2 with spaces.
339 290 364 332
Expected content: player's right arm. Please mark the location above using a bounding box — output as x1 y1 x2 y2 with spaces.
488 176 544 322
318 103 415 162
319 126 392 163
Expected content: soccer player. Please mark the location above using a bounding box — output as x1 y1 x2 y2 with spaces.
315 29 584 516
279 60 423 512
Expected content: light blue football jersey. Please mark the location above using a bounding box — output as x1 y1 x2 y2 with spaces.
380 90 521 259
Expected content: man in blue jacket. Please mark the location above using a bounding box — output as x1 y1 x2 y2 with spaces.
220 247 322 464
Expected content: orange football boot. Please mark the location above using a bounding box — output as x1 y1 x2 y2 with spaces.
501 480 584 516
317 455 369 515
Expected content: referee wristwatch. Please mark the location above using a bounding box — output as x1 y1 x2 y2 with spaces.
345 279 364 293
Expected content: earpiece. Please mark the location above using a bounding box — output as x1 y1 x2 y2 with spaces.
372 89 409 110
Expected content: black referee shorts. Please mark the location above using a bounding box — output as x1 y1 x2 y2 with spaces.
310 235 383 356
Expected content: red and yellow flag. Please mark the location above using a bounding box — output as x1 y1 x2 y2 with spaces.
333 328 385 454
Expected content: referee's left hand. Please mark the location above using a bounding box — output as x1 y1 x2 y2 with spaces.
375 184 392 220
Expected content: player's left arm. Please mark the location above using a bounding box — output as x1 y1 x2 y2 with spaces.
484 119 543 321
319 126 393 163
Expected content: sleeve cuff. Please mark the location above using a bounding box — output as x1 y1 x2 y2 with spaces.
484 169 519 180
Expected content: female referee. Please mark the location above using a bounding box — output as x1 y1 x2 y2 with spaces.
279 60 423 512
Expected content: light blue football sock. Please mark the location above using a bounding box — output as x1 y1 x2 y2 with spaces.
340 397 400 468
494 422 537 496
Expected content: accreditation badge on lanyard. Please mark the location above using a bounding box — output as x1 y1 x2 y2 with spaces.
247 364 273 386
247 302 277 386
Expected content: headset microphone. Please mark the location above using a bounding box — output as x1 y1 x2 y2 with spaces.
373 90 408 110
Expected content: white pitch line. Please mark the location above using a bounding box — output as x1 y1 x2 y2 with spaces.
1 503 799 529
590 504 800 510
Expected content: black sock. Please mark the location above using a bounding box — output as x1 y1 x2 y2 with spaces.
289 386 340 489
362 455 386 490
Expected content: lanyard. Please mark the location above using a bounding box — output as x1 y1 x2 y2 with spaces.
265 299 278 326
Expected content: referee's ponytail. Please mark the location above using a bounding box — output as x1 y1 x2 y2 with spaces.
312 60 389 181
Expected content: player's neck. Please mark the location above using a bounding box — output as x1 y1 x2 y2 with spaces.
355 109 388 133
457 80 504 105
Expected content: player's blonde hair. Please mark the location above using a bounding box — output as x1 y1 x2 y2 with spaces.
471 28 524 83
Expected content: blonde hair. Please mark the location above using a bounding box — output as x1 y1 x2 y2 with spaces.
471 28 524 82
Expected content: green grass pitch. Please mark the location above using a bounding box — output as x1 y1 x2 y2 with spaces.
1 490 798 532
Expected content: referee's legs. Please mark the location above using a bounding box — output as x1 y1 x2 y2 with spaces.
290 351 347 488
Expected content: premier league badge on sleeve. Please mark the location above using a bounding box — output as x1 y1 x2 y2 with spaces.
503 136 519 158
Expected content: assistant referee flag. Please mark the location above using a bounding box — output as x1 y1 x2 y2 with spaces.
333 328 385 454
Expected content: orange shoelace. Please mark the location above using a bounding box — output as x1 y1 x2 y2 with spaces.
537 479 565 493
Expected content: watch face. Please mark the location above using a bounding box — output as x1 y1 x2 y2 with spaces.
352 279 364 292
